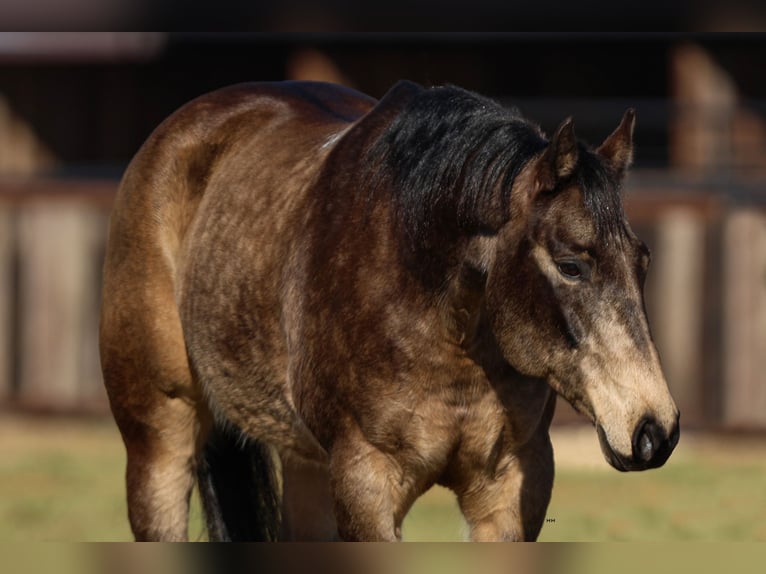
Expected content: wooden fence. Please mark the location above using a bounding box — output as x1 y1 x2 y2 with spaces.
0 180 112 412
0 176 765 428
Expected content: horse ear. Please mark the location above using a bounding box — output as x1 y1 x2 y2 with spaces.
537 117 578 190
597 108 636 178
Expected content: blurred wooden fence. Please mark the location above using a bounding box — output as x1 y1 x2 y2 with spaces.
0 176 765 429
0 180 112 412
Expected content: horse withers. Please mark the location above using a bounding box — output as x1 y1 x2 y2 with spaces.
99 80 680 541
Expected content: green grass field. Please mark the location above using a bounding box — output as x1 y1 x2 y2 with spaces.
1 414 765 542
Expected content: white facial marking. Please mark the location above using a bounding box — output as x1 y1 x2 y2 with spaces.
581 308 677 458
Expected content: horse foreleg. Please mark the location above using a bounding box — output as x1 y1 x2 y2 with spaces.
328 435 404 541
457 427 554 542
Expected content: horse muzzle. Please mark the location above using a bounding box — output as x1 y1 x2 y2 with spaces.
596 413 680 472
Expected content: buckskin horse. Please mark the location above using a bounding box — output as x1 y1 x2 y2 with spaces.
99 80 680 542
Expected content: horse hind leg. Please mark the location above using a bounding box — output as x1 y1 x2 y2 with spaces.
123 397 206 541
101 271 208 541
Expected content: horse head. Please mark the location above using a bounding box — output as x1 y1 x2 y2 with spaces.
485 110 680 471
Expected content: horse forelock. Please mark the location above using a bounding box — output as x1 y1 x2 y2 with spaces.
573 146 627 241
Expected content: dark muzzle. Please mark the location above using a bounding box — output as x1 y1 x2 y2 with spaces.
597 413 680 472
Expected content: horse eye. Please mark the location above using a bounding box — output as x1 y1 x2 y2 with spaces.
557 260 586 279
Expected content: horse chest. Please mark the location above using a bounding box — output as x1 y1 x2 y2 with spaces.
368 378 507 478
403 375 553 479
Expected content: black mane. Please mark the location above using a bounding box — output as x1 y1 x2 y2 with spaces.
370 84 548 246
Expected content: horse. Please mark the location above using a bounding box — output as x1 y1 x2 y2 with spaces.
99 80 680 542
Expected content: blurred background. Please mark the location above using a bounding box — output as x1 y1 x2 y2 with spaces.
1 26 766 543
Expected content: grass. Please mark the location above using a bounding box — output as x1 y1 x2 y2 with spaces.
540 462 766 541
1 414 765 542
0 415 130 541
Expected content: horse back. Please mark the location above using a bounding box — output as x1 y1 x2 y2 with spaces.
111 81 375 273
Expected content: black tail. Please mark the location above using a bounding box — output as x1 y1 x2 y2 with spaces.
196 424 281 541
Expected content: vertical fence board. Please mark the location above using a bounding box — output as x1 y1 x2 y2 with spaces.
78 209 109 406
723 210 766 427
0 206 12 401
651 209 706 425
16 203 103 408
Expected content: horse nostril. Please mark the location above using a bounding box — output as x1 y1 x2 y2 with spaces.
633 417 658 463
632 415 679 468
638 429 653 461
